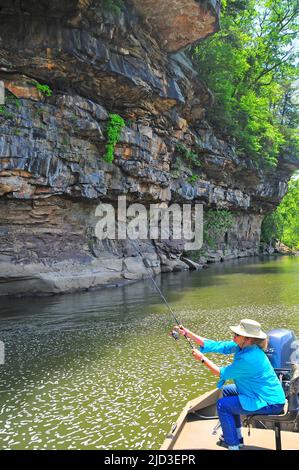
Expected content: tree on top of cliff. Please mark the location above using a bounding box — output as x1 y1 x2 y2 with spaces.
192 0 299 167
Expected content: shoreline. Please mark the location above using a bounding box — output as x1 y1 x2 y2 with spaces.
0 251 293 299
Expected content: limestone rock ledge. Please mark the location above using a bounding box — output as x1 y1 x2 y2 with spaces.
0 256 160 297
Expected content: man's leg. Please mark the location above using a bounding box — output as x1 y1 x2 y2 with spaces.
243 403 284 417
217 395 244 449
221 385 242 431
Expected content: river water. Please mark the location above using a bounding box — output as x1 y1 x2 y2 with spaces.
0 255 298 450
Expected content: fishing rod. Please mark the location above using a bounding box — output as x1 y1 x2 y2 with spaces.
137 249 194 350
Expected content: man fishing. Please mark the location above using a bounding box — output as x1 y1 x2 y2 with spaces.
174 319 286 450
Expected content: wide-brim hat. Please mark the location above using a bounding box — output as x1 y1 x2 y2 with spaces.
230 319 267 339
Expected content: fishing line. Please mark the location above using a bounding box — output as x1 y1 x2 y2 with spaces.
137 249 194 350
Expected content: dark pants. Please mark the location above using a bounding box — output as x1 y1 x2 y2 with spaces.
217 385 284 446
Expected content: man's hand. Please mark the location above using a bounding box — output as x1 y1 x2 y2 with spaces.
191 348 204 362
173 326 205 348
173 324 188 337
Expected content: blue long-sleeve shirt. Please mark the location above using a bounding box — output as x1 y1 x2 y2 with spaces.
200 339 286 411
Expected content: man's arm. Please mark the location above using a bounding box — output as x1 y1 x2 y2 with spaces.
174 325 237 355
191 349 220 376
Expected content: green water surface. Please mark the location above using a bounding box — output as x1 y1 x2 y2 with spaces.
0 255 298 449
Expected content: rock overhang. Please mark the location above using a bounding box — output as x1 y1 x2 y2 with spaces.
129 0 220 52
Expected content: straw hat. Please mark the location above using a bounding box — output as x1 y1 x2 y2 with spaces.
230 319 267 339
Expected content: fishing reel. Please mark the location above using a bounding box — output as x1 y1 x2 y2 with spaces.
169 329 180 341
169 328 194 350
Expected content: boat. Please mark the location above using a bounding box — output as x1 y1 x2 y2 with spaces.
161 329 299 451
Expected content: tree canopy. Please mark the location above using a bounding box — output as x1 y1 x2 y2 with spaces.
261 175 299 249
192 0 299 167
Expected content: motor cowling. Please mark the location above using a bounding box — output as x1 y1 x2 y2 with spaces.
266 329 298 370
266 328 299 403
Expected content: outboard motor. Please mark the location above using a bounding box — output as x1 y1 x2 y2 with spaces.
266 329 299 369
266 329 299 405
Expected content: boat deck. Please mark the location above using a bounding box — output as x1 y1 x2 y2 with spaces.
172 418 299 450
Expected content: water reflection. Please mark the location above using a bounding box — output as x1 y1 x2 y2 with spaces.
0 255 298 449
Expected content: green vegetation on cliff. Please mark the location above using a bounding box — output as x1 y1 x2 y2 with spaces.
203 208 235 248
261 175 299 249
192 0 298 167
188 209 235 260
104 113 125 163
31 80 53 97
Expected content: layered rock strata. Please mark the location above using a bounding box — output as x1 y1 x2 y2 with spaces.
0 0 297 296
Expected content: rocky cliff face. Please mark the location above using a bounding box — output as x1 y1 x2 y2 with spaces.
0 0 298 296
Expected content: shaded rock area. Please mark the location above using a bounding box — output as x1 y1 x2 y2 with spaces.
0 0 298 296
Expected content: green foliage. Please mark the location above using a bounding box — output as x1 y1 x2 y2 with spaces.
192 0 299 166
203 209 235 248
262 176 299 249
185 209 234 259
102 0 124 14
261 212 283 244
104 113 125 163
32 80 52 97
187 174 198 184
276 177 299 249
175 144 201 168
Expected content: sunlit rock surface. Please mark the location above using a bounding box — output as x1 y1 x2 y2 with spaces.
130 0 220 52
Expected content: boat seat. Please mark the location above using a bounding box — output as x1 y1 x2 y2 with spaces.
244 364 299 450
